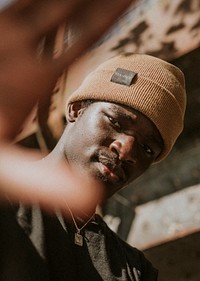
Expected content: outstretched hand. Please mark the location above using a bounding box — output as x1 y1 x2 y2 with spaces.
0 0 133 215
0 0 132 140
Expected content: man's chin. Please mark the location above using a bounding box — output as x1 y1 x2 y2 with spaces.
76 163 123 199
94 170 123 198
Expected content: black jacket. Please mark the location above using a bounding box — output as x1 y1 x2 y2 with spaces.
0 203 158 281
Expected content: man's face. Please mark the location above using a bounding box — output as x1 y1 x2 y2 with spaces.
64 101 163 198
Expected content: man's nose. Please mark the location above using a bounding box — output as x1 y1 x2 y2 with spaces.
109 135 136 164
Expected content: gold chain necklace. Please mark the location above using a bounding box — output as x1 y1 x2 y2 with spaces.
66 204 95 246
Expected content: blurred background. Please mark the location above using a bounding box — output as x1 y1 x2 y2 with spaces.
13 0 200 280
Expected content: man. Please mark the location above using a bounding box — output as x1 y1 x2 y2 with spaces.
0 53 186 280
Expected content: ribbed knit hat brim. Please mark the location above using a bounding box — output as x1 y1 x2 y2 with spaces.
66 54 186 162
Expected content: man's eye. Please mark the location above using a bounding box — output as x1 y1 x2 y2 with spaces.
108 116 121 129
141 144 153 155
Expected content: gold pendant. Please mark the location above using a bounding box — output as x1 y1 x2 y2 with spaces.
75 232 83 246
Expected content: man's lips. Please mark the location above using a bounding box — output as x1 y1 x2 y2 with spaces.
97 155 125 183
99 162 120 182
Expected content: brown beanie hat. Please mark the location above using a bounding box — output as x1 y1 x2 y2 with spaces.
66 53 186 162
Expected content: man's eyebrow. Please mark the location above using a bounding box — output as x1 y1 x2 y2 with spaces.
110 106 137 123
146 133 164 149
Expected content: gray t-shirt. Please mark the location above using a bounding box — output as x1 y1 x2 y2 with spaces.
0 203 158 281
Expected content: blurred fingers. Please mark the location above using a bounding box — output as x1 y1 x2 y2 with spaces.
54 0 133 72
9 0 90 39
0 144 104 216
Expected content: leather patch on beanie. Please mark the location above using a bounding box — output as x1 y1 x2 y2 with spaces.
111 68 137 86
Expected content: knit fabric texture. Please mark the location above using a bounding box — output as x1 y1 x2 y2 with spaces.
66 53 186 162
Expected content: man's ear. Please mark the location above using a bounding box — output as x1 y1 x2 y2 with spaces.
66 101 85 122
